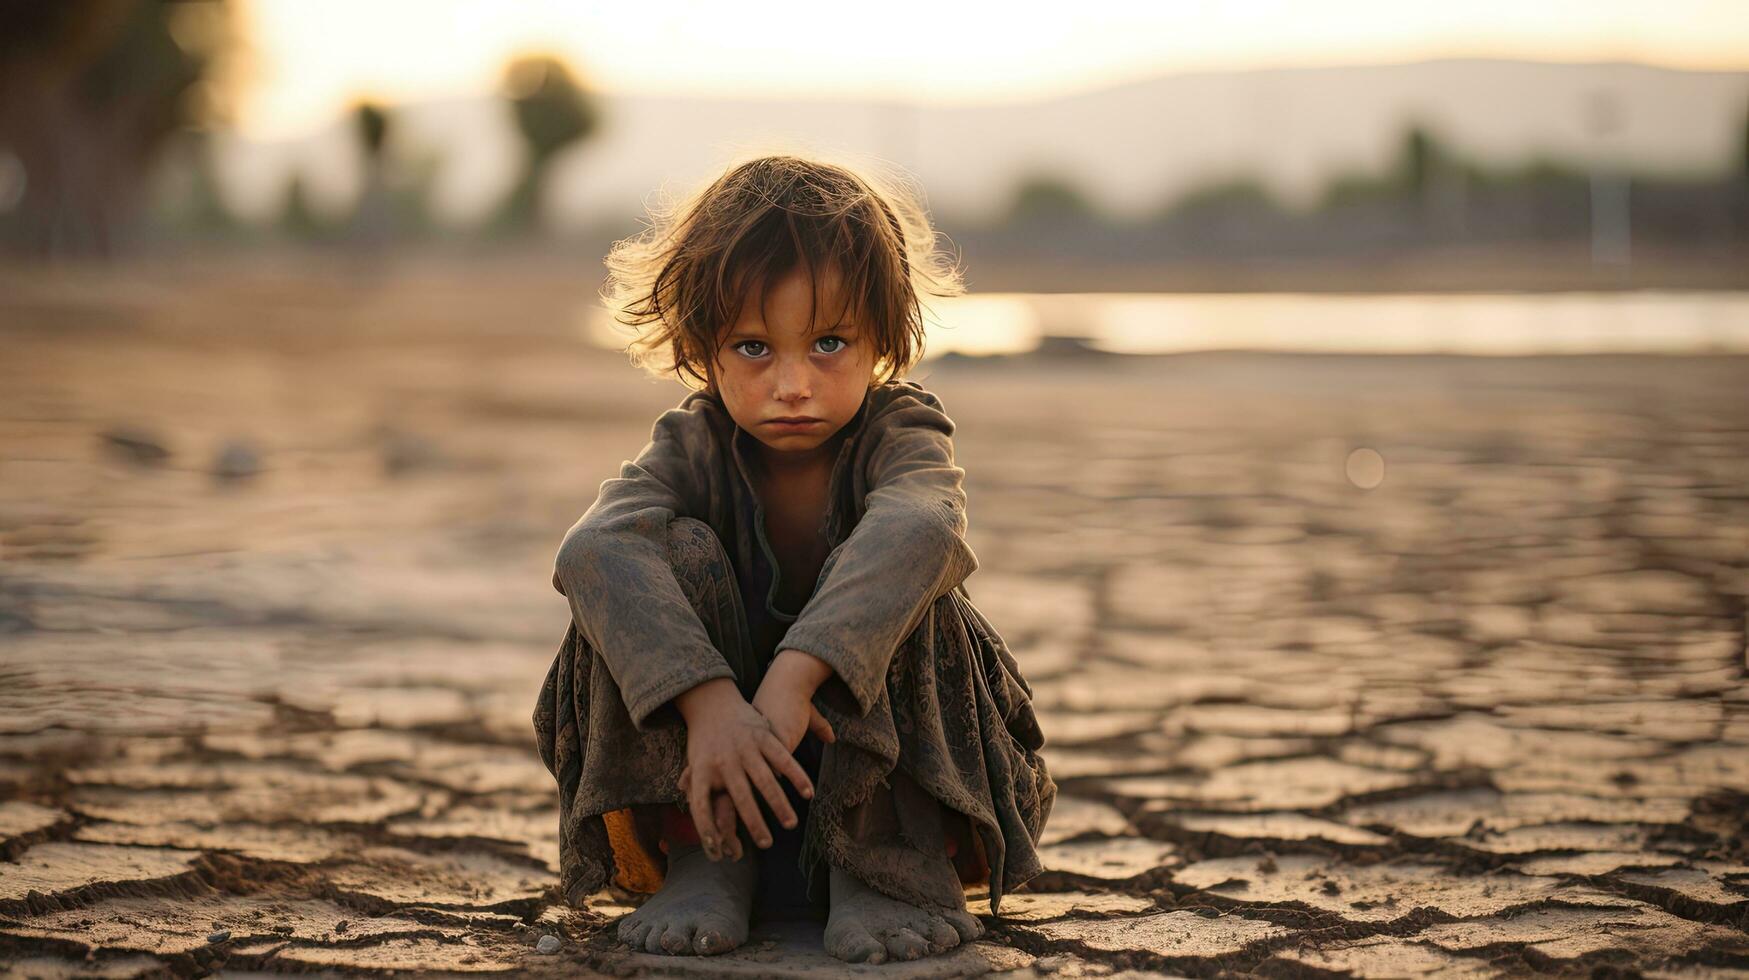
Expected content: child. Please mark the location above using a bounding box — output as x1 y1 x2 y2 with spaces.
532 154 1054 964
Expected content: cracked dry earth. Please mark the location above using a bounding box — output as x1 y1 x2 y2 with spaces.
2 260 1747 979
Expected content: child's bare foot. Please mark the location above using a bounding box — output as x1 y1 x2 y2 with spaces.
823 864 984 964
616 842 757 956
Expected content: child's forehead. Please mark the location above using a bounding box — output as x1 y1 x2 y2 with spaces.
729 256 850 297
725 262 864 325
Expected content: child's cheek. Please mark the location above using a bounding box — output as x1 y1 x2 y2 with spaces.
715 368 769 432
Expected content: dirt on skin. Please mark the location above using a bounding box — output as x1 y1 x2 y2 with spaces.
1 254 1746 978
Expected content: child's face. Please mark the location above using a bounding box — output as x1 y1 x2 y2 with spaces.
712 262 877 465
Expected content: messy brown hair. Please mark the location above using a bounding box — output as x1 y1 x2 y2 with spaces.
601 153 965 391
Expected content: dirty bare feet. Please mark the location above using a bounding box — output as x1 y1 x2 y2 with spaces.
615 842 757 956
823 863 985 964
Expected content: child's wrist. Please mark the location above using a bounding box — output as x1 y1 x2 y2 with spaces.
672 677 741 724
766 649 833 693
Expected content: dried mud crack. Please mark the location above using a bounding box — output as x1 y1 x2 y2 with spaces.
3 262 1747 977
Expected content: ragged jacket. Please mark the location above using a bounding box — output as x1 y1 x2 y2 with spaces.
551 379 980 728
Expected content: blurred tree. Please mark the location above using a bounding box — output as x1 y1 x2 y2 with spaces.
385 146 443 239
348 98 394 245
1492 158 1587 190
1399 125 1438 199
341 98 443 241
1152 176 1282 247
1006 173 1100 225
278 174 331 241
1741 102 1748 182
1319 122 1468 214
0 0 242 258
495 55 598 232
355 101 389 161
1318 170 1398 210
143 127 235 236
1398 123 1477 236
1738 103 1749 239
1160 177 1278 220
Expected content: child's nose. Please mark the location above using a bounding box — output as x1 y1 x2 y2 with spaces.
772 358 811 400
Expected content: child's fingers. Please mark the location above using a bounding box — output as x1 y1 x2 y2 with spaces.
721 765 772 849
685 766 721 860
711 793 741 860
807 704 836 744
760 735 815 800
745 756 798 831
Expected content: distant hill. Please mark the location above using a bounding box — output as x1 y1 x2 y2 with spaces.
212 59 1749 227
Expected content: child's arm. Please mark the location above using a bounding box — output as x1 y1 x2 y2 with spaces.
552 401 740 731
554 402 813 858
768 388 979 717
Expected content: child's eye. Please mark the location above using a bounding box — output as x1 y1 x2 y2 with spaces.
733 340 768 358
815 336 847 354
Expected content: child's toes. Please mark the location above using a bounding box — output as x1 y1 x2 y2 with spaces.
881 926 933 961
616 915 650 948
657 923 694 955
942 908 985 942
920 915 960 951
691 914 742 955
826 923 886 964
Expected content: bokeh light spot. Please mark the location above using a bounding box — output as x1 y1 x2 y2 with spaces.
1345 447 1385 489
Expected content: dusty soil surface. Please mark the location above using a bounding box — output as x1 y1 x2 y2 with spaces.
1 256 1746 978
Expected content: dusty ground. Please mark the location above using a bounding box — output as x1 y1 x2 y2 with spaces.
1 256 1746 978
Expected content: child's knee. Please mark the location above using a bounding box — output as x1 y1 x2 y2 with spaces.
664 516 759 687
665 516 727 567
664 517 737 600
551 516 729 599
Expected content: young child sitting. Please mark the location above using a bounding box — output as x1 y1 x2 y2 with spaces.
532 153 1055 964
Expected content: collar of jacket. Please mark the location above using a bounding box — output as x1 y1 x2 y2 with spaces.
721 387 876 621
723 387 875 516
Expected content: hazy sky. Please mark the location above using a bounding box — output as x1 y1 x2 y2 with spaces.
238 0 1749 139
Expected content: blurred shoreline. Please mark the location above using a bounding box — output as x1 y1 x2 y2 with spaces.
3 241 1745 296
5 252 1746 368
962 243 1749 293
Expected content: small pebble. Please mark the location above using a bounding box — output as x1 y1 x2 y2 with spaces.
101 427 170 466
536 934 561 954
379 427 444 476
212 440 261 481
207 930 230 944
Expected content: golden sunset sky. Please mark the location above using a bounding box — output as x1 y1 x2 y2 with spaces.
237 0 1749 139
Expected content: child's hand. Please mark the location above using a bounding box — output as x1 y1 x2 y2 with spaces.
751 649 838 753
750 688 834 755
676 765 746 861
671 678 813 859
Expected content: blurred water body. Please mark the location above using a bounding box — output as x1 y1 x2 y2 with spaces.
580 291 1749 358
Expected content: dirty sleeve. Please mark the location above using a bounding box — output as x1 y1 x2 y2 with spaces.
550 400 735 730
777 390 980 715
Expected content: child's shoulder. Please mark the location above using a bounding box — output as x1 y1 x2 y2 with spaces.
651 388 734 439
870 377 943 408
864 379 957 438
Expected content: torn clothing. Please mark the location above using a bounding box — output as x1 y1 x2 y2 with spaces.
533 381 1054 914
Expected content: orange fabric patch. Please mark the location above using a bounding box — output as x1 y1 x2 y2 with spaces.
602 807 664 893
